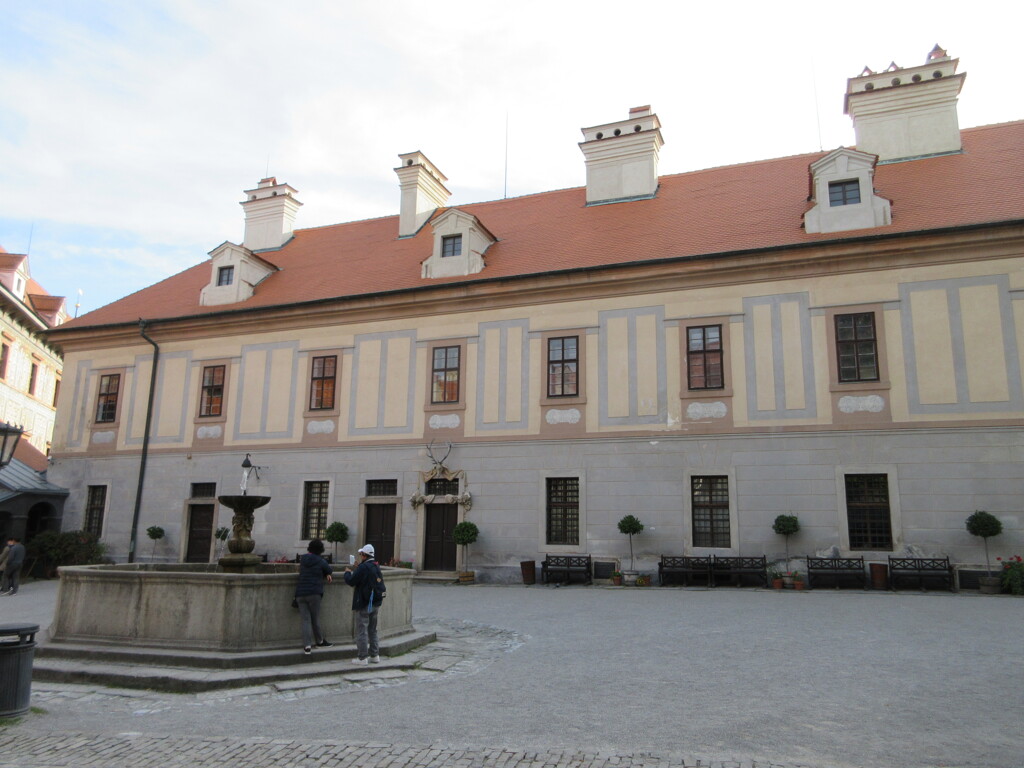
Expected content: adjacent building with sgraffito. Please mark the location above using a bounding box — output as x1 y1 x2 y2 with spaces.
46 47 1023 579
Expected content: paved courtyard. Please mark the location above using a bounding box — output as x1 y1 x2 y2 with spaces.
1 580 1021 768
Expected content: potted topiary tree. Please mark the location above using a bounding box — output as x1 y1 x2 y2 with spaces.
966 510 1003 594
772 514 800 568
453 521 479 583
323 521 349 563
146 526 165 562
617 514 644 585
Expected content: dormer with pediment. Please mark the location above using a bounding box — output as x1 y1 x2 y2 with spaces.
421 208 495 279
803 148 892 235
199 241 279 306
0 253 31 301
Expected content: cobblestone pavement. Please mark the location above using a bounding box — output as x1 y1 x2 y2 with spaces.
0 733 841 768
2 582 1022 768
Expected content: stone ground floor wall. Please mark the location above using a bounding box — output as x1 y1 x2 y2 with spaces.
49 427 1022 582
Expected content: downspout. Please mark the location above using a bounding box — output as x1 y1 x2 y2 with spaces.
128 319 160 563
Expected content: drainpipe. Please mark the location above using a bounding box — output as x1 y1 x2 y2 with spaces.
128 319 160 563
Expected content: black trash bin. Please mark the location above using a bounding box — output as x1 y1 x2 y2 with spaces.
0 623 39 718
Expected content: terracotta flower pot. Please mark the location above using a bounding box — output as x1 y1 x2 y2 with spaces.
611 576 622 586
793 581 806 591
772 578 784 589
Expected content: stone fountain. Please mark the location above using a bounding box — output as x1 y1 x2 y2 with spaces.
35 454 430 691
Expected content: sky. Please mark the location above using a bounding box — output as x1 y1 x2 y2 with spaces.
1 1 1020 318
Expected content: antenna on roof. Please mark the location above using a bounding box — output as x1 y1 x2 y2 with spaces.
811 59 823 152
26 222 34 256
503 112 509 199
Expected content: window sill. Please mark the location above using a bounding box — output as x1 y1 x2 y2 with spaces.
304 407 340 419
194 414 228 424
830 380 890 393
681 387 733 400
540 395 587 407
424 401 466 413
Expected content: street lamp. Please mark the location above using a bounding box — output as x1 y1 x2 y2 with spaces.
0 421 24 468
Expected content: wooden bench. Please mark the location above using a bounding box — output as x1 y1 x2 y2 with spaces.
658 556 712 586
888 556 955 592
541 555 592 585
806 556 867 589
711 555 768 588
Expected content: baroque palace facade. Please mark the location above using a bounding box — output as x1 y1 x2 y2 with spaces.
48 46 1023 579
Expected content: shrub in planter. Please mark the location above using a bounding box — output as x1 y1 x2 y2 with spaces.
453 521 479 577
772 514 800 564
146 525 165 561
324 521 349 561
965 510 1002 576
617 515 644 572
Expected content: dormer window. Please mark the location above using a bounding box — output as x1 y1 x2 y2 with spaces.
421 208 496 279
804 148 891 234
217 266 235 286
829 180 861 207
199 242 278 306
441 235 462 258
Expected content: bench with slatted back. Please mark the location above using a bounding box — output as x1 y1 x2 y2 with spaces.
806 556 867 589
711 555 768 588
658 556 712 586
541 555 592 585
887 556 955 592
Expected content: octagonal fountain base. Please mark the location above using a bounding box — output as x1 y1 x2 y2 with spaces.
33 562 434 691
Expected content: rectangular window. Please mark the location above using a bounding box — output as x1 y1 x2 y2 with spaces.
687 325 724 390
426 477 460 495
191 482 217 498
301 481 330 540
546 477 579 546
441 234 462 258
95 373 120 423
366 479 398 496
28 363 38 395
217 266 234 286
84 485 106 538
547 336 579 397
199 365 225 417
828 180 861 207
692 475 730 547
845 474 893 550
431 346 460 404
835 313 879 382
309 355 337 410
0 343 8 380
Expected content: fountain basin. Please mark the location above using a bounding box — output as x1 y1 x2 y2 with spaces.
49 563 414 652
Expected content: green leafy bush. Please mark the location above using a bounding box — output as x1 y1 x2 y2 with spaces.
617 515 644 571
966 511 1002 575
26 530 107 575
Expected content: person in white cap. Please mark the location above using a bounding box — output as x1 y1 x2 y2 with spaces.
343 543 385 664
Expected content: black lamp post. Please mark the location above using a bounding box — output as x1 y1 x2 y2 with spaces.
0 421 24 468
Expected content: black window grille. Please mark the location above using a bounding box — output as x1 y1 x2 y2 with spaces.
692 475 730 547
845 474 893 550
301 481 330 540
217 266 234 286
425 478 460 495
84 485 106 538
366 479 398 496
546 477 580 546
836 313 879 382
191 482 217 498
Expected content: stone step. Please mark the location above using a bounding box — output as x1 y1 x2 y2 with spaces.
36 630 435 670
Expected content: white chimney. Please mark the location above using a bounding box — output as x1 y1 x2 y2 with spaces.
395 152 450 237
845 45 965 162
241 177 302 251
579 106 664 205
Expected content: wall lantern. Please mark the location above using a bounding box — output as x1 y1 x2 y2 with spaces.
0 422 24 468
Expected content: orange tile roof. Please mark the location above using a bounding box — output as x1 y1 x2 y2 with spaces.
63 121 1024 329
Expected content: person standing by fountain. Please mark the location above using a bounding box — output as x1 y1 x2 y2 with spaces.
294 538 334 655
344 544 384 665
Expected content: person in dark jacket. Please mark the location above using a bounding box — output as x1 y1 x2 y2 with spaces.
343 544 383 665
1 537 25 596
294 538 333 655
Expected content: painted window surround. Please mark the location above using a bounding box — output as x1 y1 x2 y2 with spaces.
538 470 587 555
834 466 903 555
683 467 739 555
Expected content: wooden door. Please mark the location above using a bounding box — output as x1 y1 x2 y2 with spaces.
365 503 396 564
185 504 215 563
424 503 457 571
